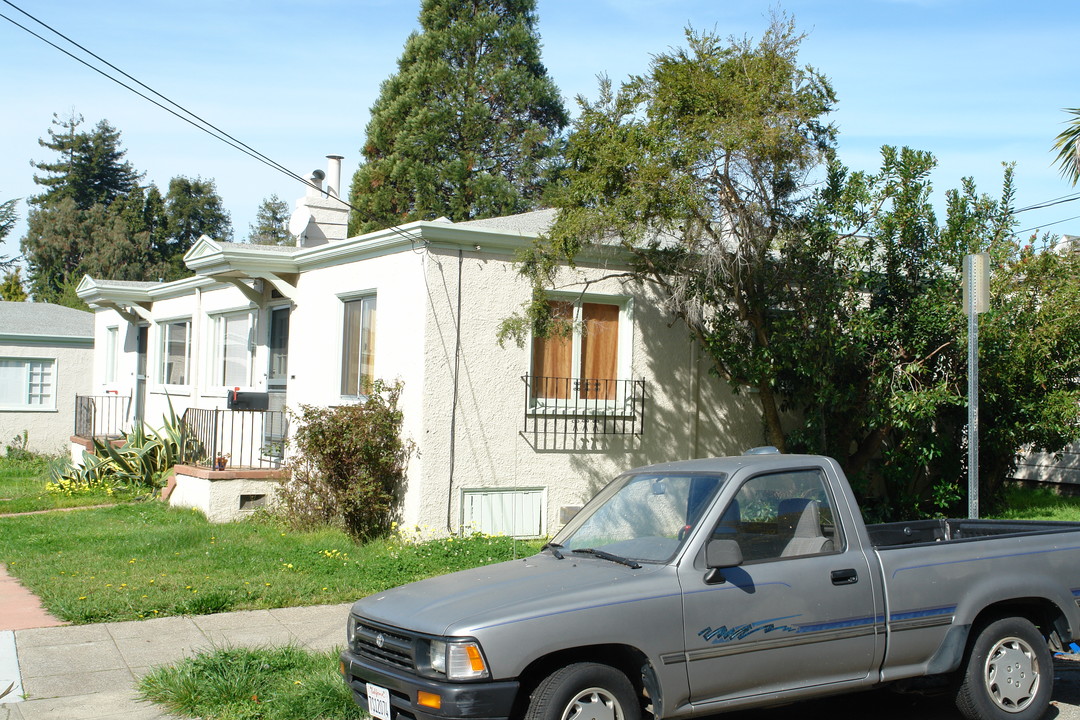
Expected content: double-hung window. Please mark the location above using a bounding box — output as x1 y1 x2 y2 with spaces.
105 326 119 383
0 358 55 410
531 297 626 402
340 294 377 396
160 319 191 385
211 311 255 387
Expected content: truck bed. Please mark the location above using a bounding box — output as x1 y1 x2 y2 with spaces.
867 518 1080 548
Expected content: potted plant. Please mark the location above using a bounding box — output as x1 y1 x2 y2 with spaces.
214 453 230 471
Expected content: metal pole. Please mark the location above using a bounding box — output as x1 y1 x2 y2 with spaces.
967 303 979 519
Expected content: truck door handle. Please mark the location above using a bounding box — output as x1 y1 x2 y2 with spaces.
831 569 858 585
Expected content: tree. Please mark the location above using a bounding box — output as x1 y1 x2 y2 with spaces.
511 17 835 448
247 194 291 245
1053 108 1080 185
30 111 140 210
348 0 568 234
0 194 17 270
0 268 27 302
511 20 1080 519
160 176 232 277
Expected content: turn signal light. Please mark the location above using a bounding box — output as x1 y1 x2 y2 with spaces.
418 691 442 709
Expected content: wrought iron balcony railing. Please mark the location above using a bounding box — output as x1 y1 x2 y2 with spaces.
522 375 646 438
180 407 288 470
74 393 130 439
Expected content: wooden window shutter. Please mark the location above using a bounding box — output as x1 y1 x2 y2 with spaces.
531 300 574 398
580 302 619 400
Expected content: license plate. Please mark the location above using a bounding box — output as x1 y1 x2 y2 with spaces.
367 683 392 720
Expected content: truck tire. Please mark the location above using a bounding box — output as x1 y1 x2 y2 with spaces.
524 663 640 720
955 616 1053 720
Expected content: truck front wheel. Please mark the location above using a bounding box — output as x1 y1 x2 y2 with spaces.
524 663 641 720
955 616 1053 720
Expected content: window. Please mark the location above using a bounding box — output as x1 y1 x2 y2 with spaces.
267 307 290 391
716 470 840 563
0 358 55 410
341 295 376 396
105 327 119 383
531 298 625 401
462 488 545 538
212 311 254 387
160 319 191 385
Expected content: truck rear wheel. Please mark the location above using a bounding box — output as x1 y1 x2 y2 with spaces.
955 616 1053 720
524 663 640 720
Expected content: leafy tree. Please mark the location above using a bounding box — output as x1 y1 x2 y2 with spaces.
159 176 232 277
247 194 291 245
0 268 27 302
30 111 140 210
348 0 568 234
1052 107 1080 185
511 20 1080 518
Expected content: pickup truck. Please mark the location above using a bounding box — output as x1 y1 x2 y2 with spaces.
340 450 1080 720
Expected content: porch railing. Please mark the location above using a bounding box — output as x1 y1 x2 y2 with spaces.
74 394 130 439
180 408 288 470
522 375 646 439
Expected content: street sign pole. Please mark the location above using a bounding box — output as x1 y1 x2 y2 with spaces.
963 253 990 519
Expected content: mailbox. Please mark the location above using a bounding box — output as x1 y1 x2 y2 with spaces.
226 389 269 411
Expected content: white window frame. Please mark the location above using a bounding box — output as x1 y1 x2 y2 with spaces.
0 357 56 411
104 326 119 384
461 487 547 538
209 309 256 389
528 293 633 414
159 318 192 387
339 291 377 399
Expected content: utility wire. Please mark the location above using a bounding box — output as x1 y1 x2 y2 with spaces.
0 0 420 244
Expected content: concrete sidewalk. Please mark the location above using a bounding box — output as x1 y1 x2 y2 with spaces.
0 602 352 720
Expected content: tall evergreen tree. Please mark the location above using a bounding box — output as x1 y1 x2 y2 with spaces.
0 194 17 270
247 194 292 245
349 0 568 234
30 111 140 210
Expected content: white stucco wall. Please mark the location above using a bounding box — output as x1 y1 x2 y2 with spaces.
412 245 763 536
0 339 93 455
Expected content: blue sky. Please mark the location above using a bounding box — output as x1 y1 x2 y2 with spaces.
2 0 1077 266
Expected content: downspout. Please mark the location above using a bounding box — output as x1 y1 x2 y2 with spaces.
688 338 700 459
446 248 463 532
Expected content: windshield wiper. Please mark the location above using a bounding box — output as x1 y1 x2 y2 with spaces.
541 542 565 559
571 548 641 569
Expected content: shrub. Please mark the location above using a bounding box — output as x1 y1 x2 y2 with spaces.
277 379 414 541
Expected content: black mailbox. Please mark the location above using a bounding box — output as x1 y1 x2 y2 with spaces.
226 390 269 411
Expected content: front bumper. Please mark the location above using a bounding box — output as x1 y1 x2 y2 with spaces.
341 649 520 720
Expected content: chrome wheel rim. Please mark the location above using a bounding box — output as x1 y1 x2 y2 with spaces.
984 635 1040 713
561 687 623 720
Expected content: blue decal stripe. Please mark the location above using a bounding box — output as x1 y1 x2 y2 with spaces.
890 605 956 622
891 545 1080 579
1071 588 1080 598
796 614 879 633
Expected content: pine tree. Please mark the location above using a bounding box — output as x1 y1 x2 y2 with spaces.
349 0 568 234
247 194 291 245
0 195 17 270
30 112 140 210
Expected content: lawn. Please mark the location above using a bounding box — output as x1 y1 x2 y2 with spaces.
0 454 147 515
0 501 543 623
993 484 1080 521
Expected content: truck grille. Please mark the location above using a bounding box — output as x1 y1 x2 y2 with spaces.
351 619 416 671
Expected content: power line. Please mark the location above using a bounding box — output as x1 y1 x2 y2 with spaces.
0 0 418 244
1016 214 1080 236
1014 191 1080 214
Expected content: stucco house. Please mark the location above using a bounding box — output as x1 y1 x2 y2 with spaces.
0 301 94 455
76 156 763 534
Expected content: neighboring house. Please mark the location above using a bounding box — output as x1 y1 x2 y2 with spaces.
77 156 764 536
0 301 94 455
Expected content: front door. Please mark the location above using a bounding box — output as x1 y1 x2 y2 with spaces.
133 325 148 424
679 468 880 706
263 306 289 463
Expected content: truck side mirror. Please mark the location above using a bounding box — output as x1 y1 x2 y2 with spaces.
706 539 743 569
705 539 743 585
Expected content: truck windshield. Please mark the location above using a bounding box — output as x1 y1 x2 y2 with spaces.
551 472 727 564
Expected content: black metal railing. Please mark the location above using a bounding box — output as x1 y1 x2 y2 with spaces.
74 394 131 439
180 408 288 470
522 375 646 438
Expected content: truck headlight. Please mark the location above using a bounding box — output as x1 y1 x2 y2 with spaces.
425 639 489 681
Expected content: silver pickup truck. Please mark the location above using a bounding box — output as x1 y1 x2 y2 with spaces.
340 450 1080 720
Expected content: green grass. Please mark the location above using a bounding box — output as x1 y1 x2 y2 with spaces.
992 484 1080 521
0 502 543 623
139 646 362 720
0 454 148 514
